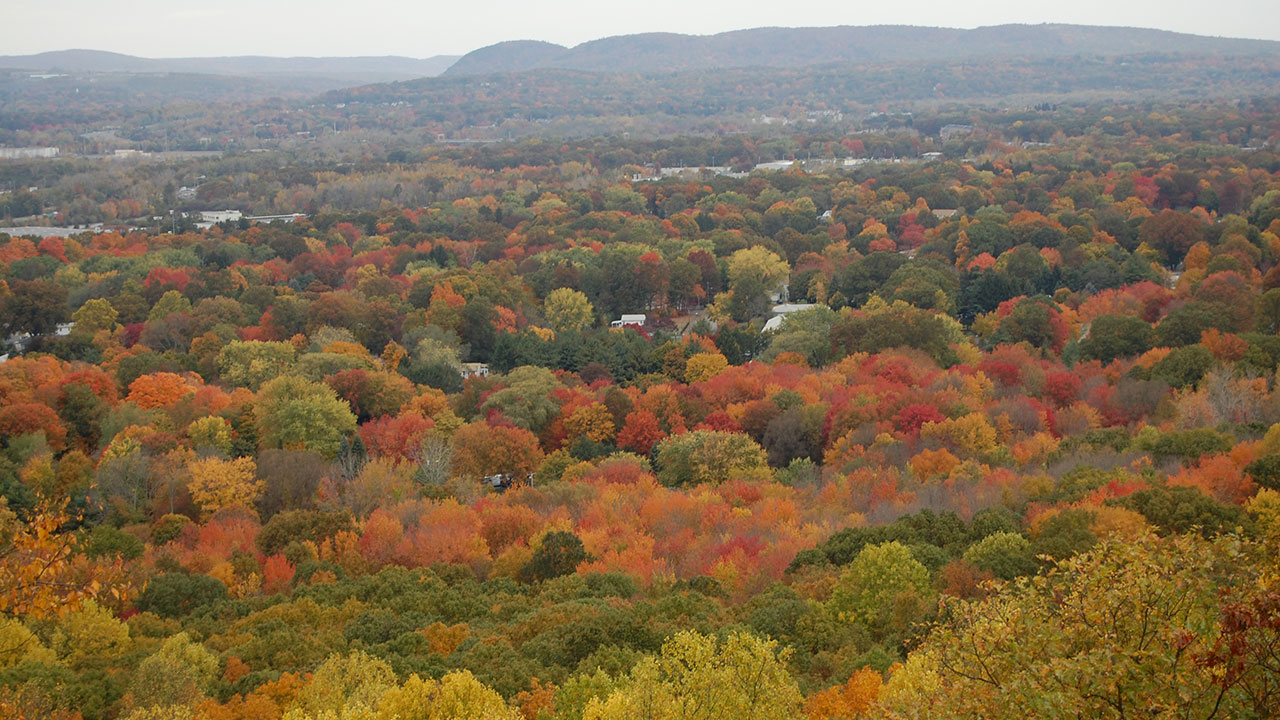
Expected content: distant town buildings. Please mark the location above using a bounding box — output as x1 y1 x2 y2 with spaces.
753 160 797 172
628 154 948 183
3 322 75 360
0 147 59 159
198 210 243 224
1 225 109 238
194 210 304 229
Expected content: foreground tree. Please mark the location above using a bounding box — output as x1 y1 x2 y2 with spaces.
876 533 1279 719
0 498 130 621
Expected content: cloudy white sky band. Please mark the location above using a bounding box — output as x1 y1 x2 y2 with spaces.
5 0 1278 58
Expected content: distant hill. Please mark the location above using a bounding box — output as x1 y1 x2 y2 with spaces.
448 41 567 76
0 49 460 83
327 52 1280 131
444 23 1280 76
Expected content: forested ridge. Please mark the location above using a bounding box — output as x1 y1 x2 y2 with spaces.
443 23 1280 76
0 91 1279 720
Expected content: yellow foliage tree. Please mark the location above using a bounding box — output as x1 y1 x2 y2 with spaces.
376 670 521 720
287 651 396 719
187 457 262 517
544 288 595 333
283 652 519 720
584 630 801 720
684 352 729 383
52 598 131 667
122 706 197 720
186 416 233 456
125 632 220 715
564 403 616 443
419 622 470 656
920 414 999 458
381 341 408 372
0 616 57 668
0 498 131 621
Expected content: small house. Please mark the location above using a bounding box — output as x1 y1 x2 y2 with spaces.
460 363 489 379
611 314 647 328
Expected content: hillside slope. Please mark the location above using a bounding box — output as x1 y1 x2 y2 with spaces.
444 23 1280 75
0 49 459 82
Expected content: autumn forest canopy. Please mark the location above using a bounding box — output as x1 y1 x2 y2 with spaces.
2 23 1280 720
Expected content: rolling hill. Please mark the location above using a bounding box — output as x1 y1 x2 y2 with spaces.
0 49 460 83
444 23 1280 76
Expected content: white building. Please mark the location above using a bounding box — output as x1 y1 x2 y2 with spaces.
460 363 489 379
753 160 796 172
245 213 305 224
0 147 59 159
762 303 818 333
611 314 646 328
199 210 243 224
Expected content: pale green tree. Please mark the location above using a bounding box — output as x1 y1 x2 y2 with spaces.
654 430 771 486
125 632 219 713
960 531 1036 581
186 416 233 456
713 246 791 320
544 287 595 333
376 670 521 720
147 290 191 322
0 616 56 668
584 630 802 720
71 298 119 334
829 541 933 630
289 650 396 718
217 340 298 389
254 375 357 458
479 367 562 432
284 655 519 720
52 598 131 667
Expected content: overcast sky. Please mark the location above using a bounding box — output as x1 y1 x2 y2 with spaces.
5 0 1279 58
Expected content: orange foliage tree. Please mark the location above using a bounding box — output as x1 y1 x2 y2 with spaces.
451 422 544 481
127 372 195 409
805 667 883 719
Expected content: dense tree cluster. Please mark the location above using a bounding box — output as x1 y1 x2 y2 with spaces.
1 98 1280 719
